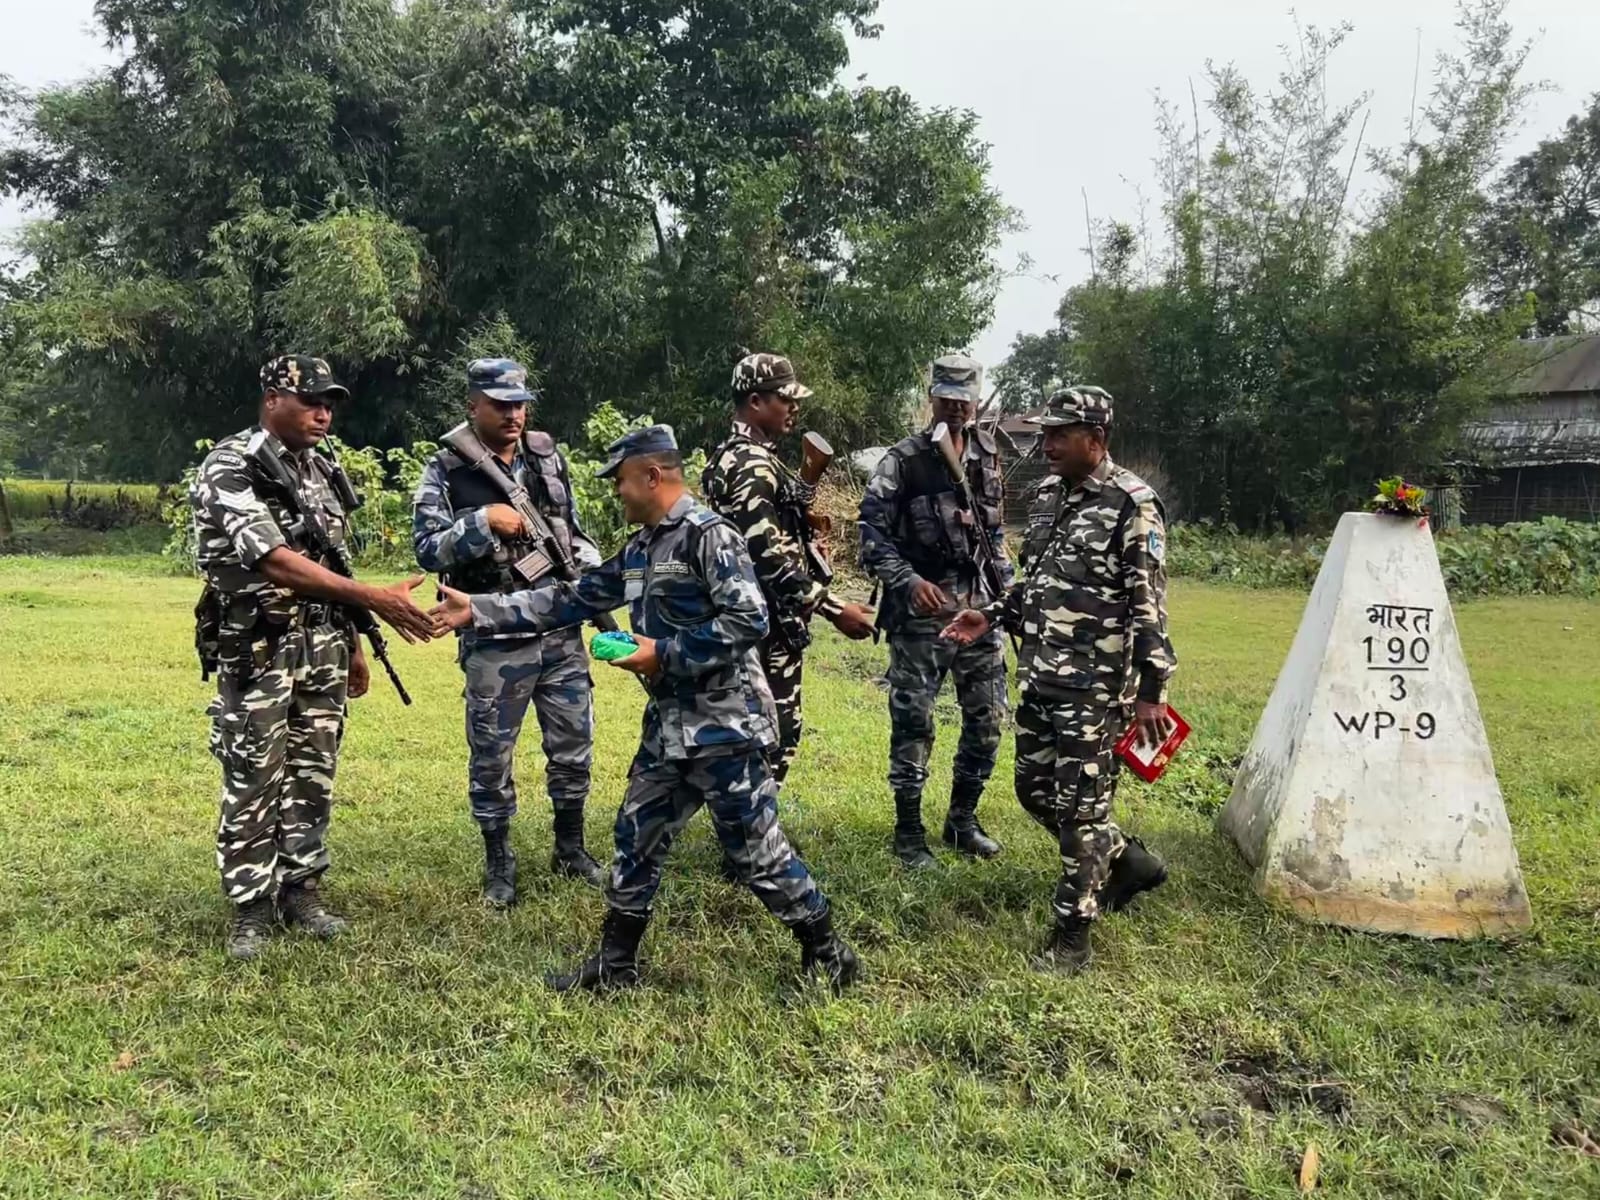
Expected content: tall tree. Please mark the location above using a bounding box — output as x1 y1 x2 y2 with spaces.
1477 92 1600 335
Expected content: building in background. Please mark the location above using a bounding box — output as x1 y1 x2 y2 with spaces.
1455 335 1600 525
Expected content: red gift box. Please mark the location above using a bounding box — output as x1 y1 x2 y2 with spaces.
1113 706 1191 782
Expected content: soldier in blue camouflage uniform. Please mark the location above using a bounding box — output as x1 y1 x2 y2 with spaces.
413 358 605 906
942 386 1176 974
858 354 1014 869
703 353 875 794
432 426 860 993
191 355 438 960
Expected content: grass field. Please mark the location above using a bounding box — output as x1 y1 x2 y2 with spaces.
1 549 1598 1198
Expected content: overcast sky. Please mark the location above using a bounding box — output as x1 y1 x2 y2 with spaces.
5 0 1598 367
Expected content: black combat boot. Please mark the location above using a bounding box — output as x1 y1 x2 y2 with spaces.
1035 915 1093 975
792 909 861 994
893 790 938 870
1098 837 1168 914
549 806 605 890
279 881 349 939
481 825 518 908
942 779 1002 859
226 895 277 960
546 908 650 993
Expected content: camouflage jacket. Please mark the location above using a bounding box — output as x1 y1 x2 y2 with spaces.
986 456 1176 706
470 494 777 761
702 419 843 649
858 427 1014 632
189 427 355 677
412 431 599 644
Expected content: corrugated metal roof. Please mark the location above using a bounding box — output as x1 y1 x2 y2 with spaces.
1457 395 1600 466
1499 334 1600 397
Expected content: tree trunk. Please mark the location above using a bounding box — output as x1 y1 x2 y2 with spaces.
0 477 14 545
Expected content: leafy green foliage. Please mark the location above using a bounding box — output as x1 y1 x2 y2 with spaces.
0 0 1007 481
999 2 1537 530
1166 518 1600 597
1477 92 1600 335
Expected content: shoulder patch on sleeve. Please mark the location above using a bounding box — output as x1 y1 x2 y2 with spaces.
1146 527 1166 562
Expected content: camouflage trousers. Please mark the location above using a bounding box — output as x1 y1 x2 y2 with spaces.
207 624 349 904
760 630 805 786
885 627 1007 797
1014 691 1130 922
460 630 593 830
607 746 827 928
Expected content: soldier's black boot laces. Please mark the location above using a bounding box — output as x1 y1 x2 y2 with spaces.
481 825 518 908
226 895 277 961
1036 914 1094 976
942 780 1001 859
892 790 938 870
549 807 604 890
279 881 349 939
1098 836 1168 914
547 908 649 993
793 909 861 994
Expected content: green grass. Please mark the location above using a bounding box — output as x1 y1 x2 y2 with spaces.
3 479 165 521
1 555 1597 1198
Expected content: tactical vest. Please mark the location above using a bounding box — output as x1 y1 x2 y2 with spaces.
886 428 1004 580
436 431 576 595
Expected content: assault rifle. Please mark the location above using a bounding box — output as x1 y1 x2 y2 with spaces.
247 437 412 705
440 423 622 635
930 421 1007 605
798 430 834 585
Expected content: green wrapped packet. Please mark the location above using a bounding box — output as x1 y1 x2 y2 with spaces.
590 631 640 662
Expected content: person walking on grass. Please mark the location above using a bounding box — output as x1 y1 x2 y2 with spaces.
940 386 1175 974
431 425 860 994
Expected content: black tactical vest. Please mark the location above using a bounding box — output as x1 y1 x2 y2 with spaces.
887 429 1004 579
438 431 576 595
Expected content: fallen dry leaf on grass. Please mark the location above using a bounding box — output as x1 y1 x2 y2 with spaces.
1299 1142 1321 1191
111 1051 136 1072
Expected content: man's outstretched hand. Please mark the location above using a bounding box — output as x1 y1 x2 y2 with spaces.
429 582 474 632
939 609 990 645
369 574 439 643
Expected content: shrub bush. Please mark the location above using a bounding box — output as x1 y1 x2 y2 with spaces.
1165 518 1600 598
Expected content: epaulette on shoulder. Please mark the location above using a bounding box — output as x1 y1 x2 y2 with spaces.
889 433 925 459
687 506 723 527
1108 466 1158 506
974 427 998 456
522 430 556 456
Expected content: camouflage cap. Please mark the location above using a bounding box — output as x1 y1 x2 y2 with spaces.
260 354 349 401
596 423 679 479
467 357 536 404
929 353 982 403
1031 385 1114 428
732 353 813 401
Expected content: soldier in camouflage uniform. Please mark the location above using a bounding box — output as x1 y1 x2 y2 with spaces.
191 355 438 960
432 426 860 993
942 386 1176 974
413 358 606 906
703 353 875 796
858 354 1014 869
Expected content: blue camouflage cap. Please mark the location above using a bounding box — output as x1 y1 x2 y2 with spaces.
596 423 679 479
929 353 982 403
467 357 536 404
